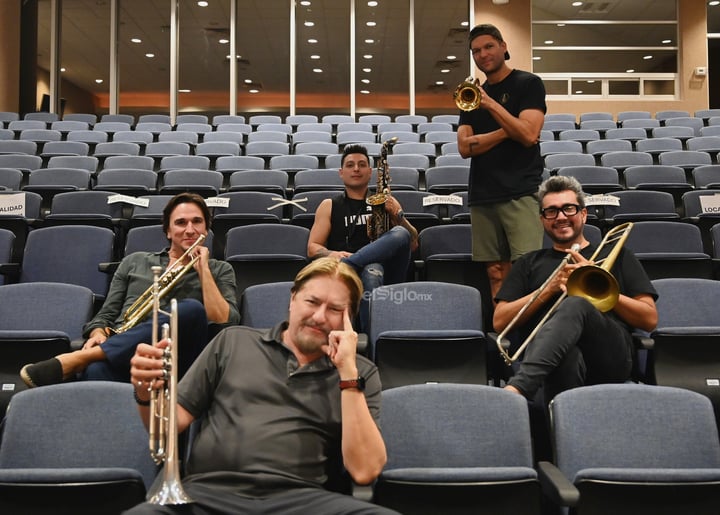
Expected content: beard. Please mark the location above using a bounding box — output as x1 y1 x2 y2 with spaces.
293 321 330 355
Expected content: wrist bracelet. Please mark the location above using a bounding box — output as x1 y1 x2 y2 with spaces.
133 388 151 406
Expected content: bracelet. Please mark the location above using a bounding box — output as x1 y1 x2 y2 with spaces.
133 388 151 406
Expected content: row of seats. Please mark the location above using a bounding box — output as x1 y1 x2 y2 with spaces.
3 380 718 514
0 111 460 129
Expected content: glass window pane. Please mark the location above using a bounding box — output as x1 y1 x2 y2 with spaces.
532 0 678 98
296 0 348 114
179 0 231 115
414 0 469 115
119 0 170 116
355 0 408 114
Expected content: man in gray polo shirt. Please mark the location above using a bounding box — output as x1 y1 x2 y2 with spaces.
127 257 398 514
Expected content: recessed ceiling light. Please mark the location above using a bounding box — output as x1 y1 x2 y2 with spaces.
532 56 541 61
557 23 565 27
179 89 191 93
145 53 155 58
300 1 311 5
587 80 595 83
367 1 378 6
313 68 323 73
360 89 370 94
131 38 141 44
365 39 374 44
304 21 314 27
219 39 229 44
446 55 456 60
435 81 444 86
441 69 450 73
310 55 320 59
308 38 318 44
363 54 373 59
366 21 376 27
575 90 583 94
626 69 635 73
244 79 252 84
361 78 370 84
363 68 372 73
249 89 259 94
643 55 653 60
662 39 672 44
95 79 103 84
461 21 469 27
710 1 720 5
572 1 583 6
60 67 66 72
197 1 208 7
544 40 554 45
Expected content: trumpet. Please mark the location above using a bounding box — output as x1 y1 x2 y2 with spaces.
453 76 482 111
495 222 633 366
111 234 206 334
146 266 193 505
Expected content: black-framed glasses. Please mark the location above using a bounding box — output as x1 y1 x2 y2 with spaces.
540 203 581 220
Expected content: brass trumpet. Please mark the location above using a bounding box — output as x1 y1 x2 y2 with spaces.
111 234 206 334
453 76 482 111
495 222 634 366
146 267 193 505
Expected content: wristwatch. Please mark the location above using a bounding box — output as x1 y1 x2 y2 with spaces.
339 377 366 391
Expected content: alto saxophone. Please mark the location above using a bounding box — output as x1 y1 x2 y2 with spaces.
366 137 398 241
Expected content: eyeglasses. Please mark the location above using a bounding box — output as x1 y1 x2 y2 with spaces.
540 203 581 220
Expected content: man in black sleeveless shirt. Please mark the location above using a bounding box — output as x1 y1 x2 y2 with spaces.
308 144 418 330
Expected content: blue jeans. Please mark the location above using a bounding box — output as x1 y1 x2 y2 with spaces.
83 299 209 382
342 226 412 331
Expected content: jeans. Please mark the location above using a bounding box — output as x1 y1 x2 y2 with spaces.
342 226 412 332
83 299 209 382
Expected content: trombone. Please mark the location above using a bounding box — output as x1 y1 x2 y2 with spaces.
111 234 206 334
495 222 634 366
146 266 193 505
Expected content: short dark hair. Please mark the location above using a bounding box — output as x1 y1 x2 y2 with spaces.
341 144 370 168
538 175 586 209
469 23 510 60
162 192 212 233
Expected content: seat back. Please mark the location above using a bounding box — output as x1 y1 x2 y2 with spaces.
0 381 158 490
368 281 486 387
551 383 720 482
20 225 115 298
374 383 540 515
240 281 293 328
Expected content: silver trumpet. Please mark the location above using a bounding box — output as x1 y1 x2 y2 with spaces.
146 265 193 505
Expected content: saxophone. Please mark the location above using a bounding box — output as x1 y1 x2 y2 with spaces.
366 137 397 241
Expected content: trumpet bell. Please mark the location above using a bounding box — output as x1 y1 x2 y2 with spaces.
453 77 482 111
565 265 620 313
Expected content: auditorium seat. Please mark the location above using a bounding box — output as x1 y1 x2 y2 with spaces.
538 383 720 515
373 384 541 515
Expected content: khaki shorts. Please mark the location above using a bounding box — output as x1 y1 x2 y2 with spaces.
470 195 543 262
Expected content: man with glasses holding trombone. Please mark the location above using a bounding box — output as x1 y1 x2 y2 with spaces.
493 176 658 403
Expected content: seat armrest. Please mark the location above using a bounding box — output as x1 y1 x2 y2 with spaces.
537 460 580 507
99 261 120 275
356 332 368 356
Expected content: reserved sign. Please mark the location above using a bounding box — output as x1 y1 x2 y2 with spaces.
0 192 25 216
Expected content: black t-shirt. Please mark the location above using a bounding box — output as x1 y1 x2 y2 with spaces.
496 245 658 342
458 69 547 205
327 193 372 253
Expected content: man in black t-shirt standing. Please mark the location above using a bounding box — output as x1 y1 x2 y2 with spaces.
307 144 418 330
494 176 658 402
457 24 547 302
